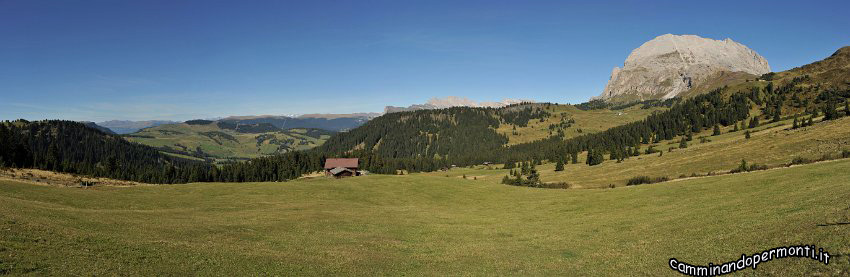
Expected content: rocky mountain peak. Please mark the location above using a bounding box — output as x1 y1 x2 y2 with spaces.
598 34 770 101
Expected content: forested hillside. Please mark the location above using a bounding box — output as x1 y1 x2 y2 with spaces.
0 120 210 184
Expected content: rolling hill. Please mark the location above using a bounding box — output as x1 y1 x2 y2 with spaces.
124 121 334 161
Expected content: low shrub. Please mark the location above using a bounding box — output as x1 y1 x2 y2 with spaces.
626 176 670 186
644 145 660 155
730 159 769 173
538 182 570 189
789 157 814 166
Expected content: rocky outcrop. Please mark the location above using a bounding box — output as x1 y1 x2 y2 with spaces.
597 34 770 102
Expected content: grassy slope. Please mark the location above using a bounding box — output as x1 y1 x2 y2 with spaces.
125 123 330 160
1 159 849 275
497 104 666 145
536 114 850 188
428 113 850 188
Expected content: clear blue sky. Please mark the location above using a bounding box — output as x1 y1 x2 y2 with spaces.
1 0 848 121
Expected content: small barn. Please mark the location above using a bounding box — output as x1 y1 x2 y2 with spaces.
324 158 360 178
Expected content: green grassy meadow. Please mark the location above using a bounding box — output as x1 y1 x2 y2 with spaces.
497 104 667 145
2 158 849 275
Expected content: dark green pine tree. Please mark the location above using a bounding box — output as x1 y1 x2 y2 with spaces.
748 117 759 129
526 169 540 185
792 114 799 129
570 151 578 164
823 100 840 121
773 105 782 122
745 130 751 139
554 160 564 171
712 125 721 136
586 149 603 166
679 137 688 148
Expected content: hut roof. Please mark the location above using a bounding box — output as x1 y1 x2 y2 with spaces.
324 158 359 169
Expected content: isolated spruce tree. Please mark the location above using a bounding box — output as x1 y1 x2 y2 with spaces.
570 151 578 164
807 117 814 126
773 105 782 122
712 125 721 136
732 122 739 132
554 160 564 171
792 114 799 129
679 137 688 148
745 130 751 139
686 131 693 141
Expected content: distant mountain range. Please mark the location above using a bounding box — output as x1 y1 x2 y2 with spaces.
80 121 117 135
92 97 540 135
385 96 535 113
94 113 381 134
218 113 380 132
96 120 179 134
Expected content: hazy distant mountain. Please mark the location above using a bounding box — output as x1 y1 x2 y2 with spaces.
97 120 178 134
385 96 534 113
298 113 381 120
219 113 379 132
80 121 117 135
